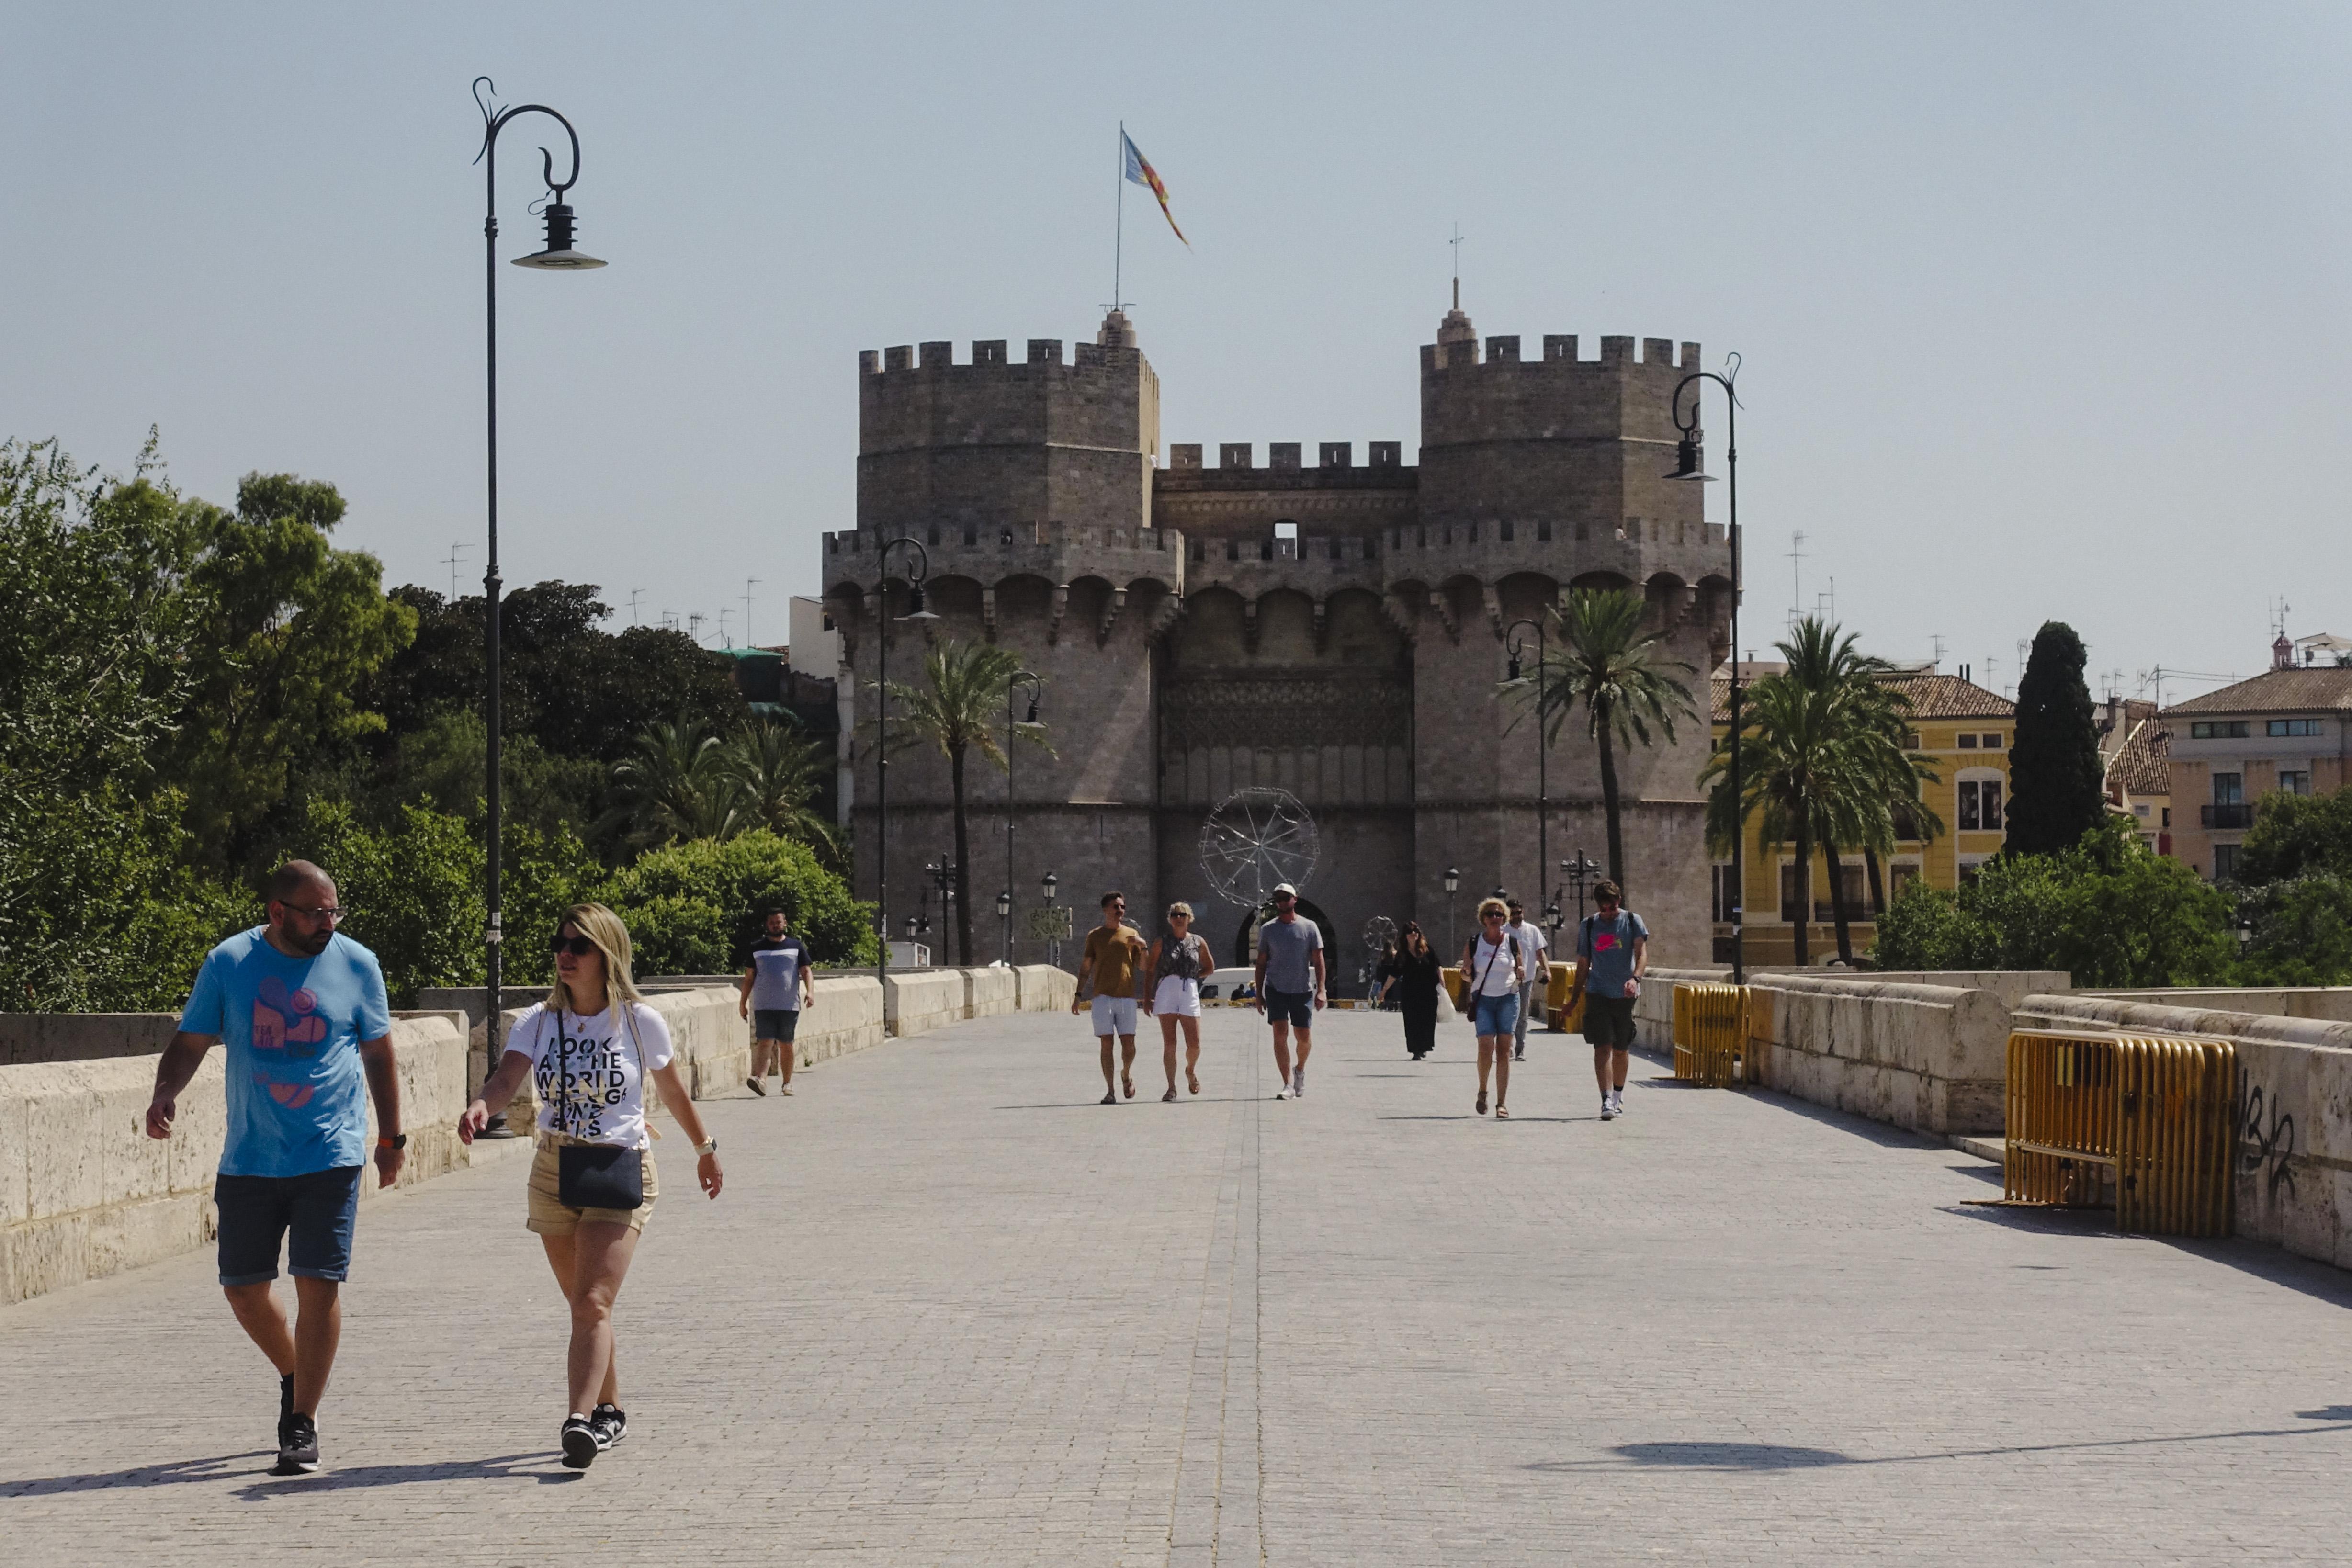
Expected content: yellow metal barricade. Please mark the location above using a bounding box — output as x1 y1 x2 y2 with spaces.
1672 983 1749 1087
1547 963 1583 1034
1441 966 1466 1013
2002 1029 2235 1236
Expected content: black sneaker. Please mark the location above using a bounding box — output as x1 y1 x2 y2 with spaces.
277 1373 294 1450
560 1415 600 1469
746 1077 767 1096
274 1412 320 1475
589 1403 629 1450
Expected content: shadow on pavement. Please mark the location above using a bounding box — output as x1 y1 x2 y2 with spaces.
1531 1420 2352 1473
1 1453 263 1496
2 1450 565 1500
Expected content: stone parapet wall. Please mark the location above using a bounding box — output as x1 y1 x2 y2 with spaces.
884 972 965 1038
0 1014 503 1307
2077 987 2352 1022
2012 993 2352 1269
0 1013 181 1066
1750 976 2012 1135
1015 966 1076 1012
963 968 1016 1020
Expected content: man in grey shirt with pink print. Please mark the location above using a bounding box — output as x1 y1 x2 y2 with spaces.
1251 884 1326 1101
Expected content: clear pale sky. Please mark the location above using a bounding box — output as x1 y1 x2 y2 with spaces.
7 2 2345 699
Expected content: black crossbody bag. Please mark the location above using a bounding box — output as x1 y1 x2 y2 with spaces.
554 1005 645 1211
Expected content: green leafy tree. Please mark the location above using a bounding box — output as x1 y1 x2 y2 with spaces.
1872 818 2236 985
598 830 877 975
2006 621 2106 857
285 799 483 1005
878 641 1052 966
2238 786 2352 883
1512 588 1696 890
601 715 744 850
163 472 417 869
721 716 841 862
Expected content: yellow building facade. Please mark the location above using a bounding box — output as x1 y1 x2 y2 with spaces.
1707 669 2014 966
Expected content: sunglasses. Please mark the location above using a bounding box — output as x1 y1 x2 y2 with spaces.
278 902 348 922
549 935 599 957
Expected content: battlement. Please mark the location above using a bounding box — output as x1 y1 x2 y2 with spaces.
1160 441 1411 486
823 519 1184 565
860 336 1139 376
1419 334 1701 375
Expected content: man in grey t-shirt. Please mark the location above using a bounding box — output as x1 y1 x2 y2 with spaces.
1251 884 1326 1100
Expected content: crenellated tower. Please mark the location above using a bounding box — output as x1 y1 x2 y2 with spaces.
822 302 1733 972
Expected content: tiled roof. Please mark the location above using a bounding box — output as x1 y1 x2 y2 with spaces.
2105 719 2170 797
2161 667 2352 716
1710 671 2012 722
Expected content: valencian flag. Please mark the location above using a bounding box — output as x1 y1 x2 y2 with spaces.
1122 131 1187 246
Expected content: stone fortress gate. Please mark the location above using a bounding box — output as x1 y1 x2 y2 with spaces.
822 302 1733 972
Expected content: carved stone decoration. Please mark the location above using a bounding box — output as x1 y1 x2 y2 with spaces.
1483 583 1505 641
1160 676 1412 752
982 585 997 641
1379 588 1419 643
1097 587 1127 646
1148 591 1187 642
1047 583 1069 645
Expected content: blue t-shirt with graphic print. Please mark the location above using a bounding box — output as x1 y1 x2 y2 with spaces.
179 927 391 1178
748 936 813 1010
1577 910 1649 998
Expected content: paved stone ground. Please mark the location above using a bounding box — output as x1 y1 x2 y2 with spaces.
10 1006 2352 1565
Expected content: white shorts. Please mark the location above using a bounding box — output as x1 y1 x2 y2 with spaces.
1089 995 1139 1037
1153 976 1201 1017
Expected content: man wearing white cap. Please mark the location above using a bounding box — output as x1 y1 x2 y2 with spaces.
1251 884 1326 1100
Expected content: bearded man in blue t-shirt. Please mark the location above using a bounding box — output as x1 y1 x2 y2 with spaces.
146 860 406 1476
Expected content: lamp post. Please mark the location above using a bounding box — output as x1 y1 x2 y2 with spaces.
472 78 605 1121
1505 617 1549 921
1668 359 1743 983
1005 670 1041 966
1561 848 1600 931
875 537 937 990
1041 871 1060 967
1443 865 1461 957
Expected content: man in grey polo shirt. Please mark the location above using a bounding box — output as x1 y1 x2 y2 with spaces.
1251 884 1326 1101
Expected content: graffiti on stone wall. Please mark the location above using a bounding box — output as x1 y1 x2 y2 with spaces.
2236 1067 2297 1200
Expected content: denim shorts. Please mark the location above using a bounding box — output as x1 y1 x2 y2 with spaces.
1089 995 1138 1037
1472 990 1521 1039
215 1165 363 1286
753 1007 800 1042
1262 988 1314 1029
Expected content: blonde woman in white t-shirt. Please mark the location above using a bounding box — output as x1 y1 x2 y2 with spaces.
459 902 725 1471
1459 897 1526 1119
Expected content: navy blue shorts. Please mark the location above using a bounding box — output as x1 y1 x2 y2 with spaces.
1263 988 1315 1030
753 1007 801 1042
215 1165 362 1286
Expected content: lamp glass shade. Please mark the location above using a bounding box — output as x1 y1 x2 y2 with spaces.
1664 434 1714 483
512 248 607 270
1443 868 1460 894
996 891 1012 917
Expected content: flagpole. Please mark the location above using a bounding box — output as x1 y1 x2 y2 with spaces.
1113 121 1125 312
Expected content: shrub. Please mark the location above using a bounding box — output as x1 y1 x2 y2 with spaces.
597 830 876 977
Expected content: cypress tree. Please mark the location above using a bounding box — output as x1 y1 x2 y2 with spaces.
2006 621 2107 856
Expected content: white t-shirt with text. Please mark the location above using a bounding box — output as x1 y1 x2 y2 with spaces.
507 1001 675 1150
1506 920 1549 983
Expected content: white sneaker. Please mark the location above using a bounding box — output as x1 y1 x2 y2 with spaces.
1600 1096 1617 1121
1610 1090 1626 1116
1274 1085 1292 1101
1292 1065 1306 1098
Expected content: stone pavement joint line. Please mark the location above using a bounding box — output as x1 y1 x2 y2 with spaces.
9 1008 2352 1566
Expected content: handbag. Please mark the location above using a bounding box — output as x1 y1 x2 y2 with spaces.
552 1005 646 1211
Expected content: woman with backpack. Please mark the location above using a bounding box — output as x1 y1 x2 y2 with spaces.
1141 901 1210 1101
1460 897 1526 1118
457 902 726 1470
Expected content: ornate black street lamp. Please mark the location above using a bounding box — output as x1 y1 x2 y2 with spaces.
1004 670 1041 966
1041 870 1060 967
1669 356 1744 983
1443 865 1461 957
1561 848 1601 931
1505 617 1550 923
472 78 604 1123
876 536 937 988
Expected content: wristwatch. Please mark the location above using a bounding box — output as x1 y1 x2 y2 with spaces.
377 1133 407 1151
694 1137 719 1157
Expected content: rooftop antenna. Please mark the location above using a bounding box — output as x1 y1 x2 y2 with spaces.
688 611 706 644
1449 223 1464 311
744 577 760 648
1787 530 1807 630
442 541 470 602
717 607 733 648
2271 597 2292 641
2017 638 2029 685
627 589 644 626
1930 633 1947 671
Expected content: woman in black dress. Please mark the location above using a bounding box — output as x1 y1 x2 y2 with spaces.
1383 921 1443 1060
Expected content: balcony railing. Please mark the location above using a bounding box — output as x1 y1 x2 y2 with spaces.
2201 803 2254 829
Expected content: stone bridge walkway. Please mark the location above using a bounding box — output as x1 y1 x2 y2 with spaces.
9 1007 2352 1565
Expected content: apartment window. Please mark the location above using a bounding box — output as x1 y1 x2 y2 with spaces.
1888 863 1921 904
2190 721 2251 739
2214 843 2241 881
1710 864 1740 923
1958 778 2003 831
2269 718 2322 737
1959 856 1990 887
2162 807 2171 828
1779 864 1801 924
2213 772 2243 805
1813 864 1866 923
1958 733 1979 749
1980 733 2004 749
2133 802 2149 817
1905 731 1922 751
2280 769 2312 796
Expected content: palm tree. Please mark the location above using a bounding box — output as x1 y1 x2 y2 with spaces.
600 714 741 850
721 716 839 863
1510 587 1697 889
1701 618 1942 963
877 640 1052 966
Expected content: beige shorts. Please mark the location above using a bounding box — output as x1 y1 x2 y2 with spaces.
526 1139 659 1236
